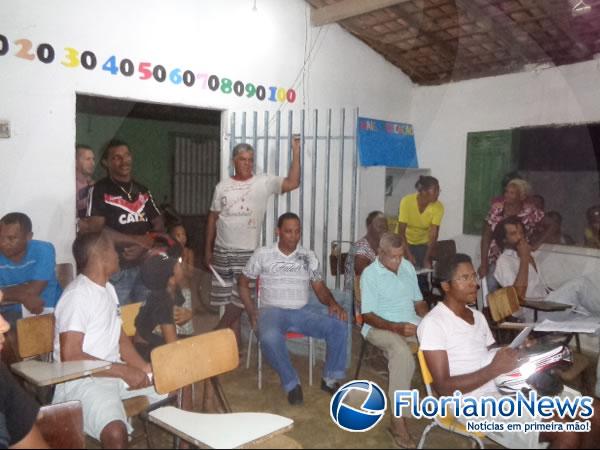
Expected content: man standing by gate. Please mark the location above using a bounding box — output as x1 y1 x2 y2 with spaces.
204 137 301 345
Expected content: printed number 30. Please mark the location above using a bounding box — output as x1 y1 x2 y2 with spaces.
61 47 79 68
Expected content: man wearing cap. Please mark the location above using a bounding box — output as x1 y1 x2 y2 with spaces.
205 137 301 345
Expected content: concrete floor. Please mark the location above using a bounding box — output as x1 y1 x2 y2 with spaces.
106 280 504 450
92 273 595 448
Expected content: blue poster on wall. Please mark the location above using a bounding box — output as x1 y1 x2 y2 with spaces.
357 117 418 168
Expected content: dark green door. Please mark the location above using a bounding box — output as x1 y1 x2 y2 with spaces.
463 130 517 234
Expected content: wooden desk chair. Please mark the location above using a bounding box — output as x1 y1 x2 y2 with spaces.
15 311 152 444
150 329 294 449
36 401 85 449
16 313 55 361
353 275 418 380
417 350 487 449
486 287 589 391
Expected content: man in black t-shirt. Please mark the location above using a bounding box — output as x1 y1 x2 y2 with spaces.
0 313 48 448
85 139 164 305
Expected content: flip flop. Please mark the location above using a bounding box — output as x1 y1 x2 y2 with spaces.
387 427 417 449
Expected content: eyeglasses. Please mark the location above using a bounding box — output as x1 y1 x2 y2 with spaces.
452 273 480 283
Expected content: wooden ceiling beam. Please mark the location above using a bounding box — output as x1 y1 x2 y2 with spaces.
311 0 412 26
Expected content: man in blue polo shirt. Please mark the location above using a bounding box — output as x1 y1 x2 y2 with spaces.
0 212 62 326
360 232 428 448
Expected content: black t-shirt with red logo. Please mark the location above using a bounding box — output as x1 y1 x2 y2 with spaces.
88 177 161 258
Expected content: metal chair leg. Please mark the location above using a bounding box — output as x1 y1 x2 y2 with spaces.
417 422 436 449
258 345 262 390
308 337 313 386
211 377 232 413
354 338 367 379
246 330 254 369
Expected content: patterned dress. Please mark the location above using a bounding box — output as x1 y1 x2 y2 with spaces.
485 200 544 265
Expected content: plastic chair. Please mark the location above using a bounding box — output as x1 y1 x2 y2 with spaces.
149 329 294 448
417 350 486 449
246 279 314 389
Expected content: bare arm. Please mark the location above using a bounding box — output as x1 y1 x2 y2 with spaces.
423 225 440 269
82 216 106 233
312 280 348 322
513 240 531 300
79 221 153 249
424 348 518 396
397 223 415 264
361 312 417 337
415 300 429 317
281 136 301 194
10 424 49 450
60 331 151 388
204 211 219 269
160 324 178 344
1 281 47 314
478 222 492 277
119 330 152 373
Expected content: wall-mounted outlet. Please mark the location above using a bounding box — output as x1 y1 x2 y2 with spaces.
0 120 10 138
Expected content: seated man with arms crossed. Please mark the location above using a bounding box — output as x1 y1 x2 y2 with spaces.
52 232 166 449
360 232 428 448
239 212 348 405
418 254 600 449
0 212 62 324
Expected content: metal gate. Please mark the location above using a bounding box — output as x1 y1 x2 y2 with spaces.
173 134 220 216
225 109 360 288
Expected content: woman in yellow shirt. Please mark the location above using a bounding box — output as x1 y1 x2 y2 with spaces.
397 176 444 269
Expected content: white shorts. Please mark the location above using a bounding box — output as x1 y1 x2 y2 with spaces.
52 377 167 440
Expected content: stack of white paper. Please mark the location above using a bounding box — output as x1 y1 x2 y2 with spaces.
533 319 600 333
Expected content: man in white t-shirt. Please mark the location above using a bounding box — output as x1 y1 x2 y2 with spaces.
205 138 301 345
418 253 600 449
238 213 348 405
493 216 600 315
52 232 166 448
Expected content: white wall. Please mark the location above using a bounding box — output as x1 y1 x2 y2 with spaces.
410 60 600 272
0 0 413 262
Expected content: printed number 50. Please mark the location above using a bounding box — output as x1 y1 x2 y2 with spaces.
139 62 152 80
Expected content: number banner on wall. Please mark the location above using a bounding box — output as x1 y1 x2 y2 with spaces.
357 117 418 168
0 33 296 105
